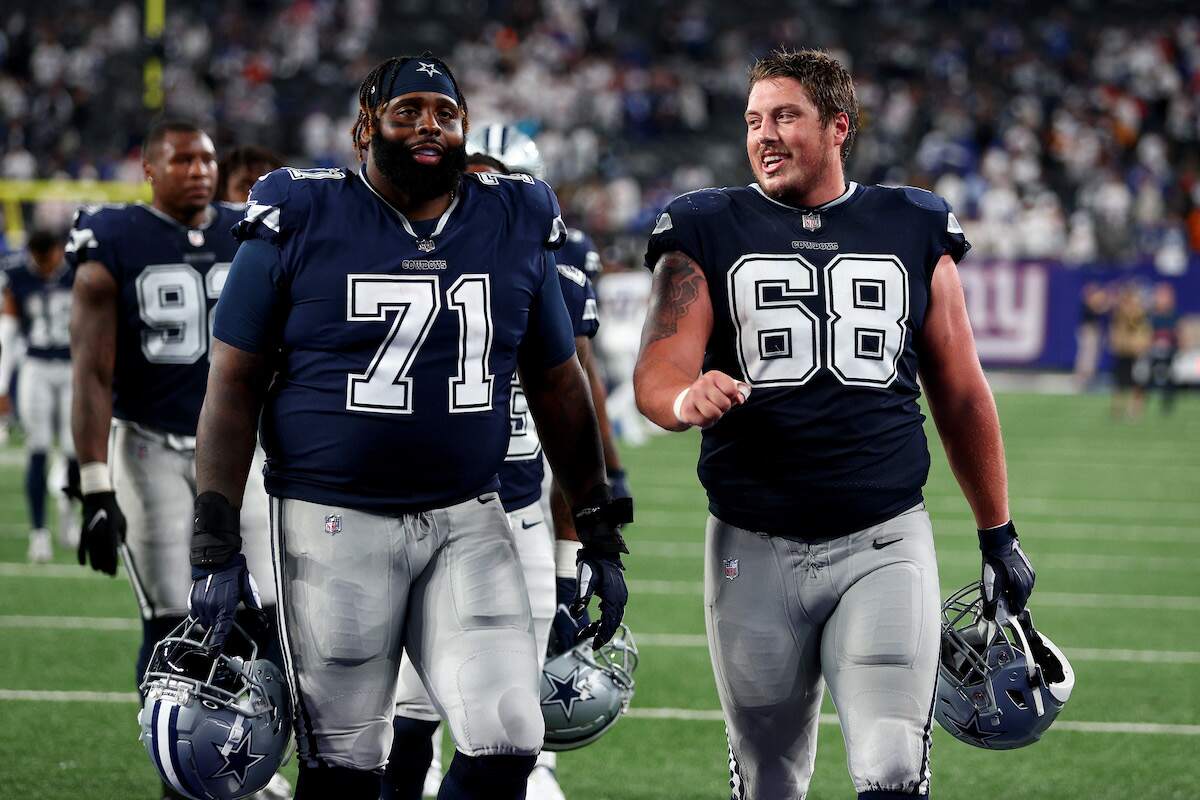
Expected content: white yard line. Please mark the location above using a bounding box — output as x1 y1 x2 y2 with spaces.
625 708 1200 735
628 511 1200 543
632 634 1200 664
1 691 1194 736
627 580 1200 610
0 562 121 579
0 689 138 703
0 615 139 630
629 541 1200 572
2 618 1194 666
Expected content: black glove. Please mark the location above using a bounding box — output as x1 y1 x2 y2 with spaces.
571 551 628 649
609 468 632 502
570 484 633 648
78 491 126 576
189 492 258 648
189 554 262 649
550 576 587 656
978 520 1035 621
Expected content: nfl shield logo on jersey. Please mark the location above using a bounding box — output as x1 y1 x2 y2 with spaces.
417 238 436 253
722 558 739 581
801 213 821 232
187 229 205 247
324 514 342 535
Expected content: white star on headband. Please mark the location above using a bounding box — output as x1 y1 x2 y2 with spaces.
416 62 441 77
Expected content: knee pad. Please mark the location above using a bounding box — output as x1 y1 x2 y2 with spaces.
296 763 381 799
381 716 440 800
439 753 536 800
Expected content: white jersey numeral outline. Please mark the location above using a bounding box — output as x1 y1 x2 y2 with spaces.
134 262 231 365
727 254 909 388
345 274 495 415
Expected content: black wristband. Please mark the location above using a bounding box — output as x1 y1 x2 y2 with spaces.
573 484 632 555
977 520 1017 551
191 491 242 568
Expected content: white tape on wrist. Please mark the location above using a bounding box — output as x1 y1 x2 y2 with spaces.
672 387 692 426
80 462 112 495
555 539 582 578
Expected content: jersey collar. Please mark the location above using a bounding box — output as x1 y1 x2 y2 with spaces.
749 181 859 213
357 166 461 249
139 203 218 231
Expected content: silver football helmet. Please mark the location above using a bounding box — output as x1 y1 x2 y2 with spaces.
540 624 638 751
935 583 1075 749
139 618 292 799
466 124 545 179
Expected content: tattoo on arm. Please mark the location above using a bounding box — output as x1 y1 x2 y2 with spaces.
644 251 704 344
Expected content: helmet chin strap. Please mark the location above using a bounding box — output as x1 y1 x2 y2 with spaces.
999 598 1046 718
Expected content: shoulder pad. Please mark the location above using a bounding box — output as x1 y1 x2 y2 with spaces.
67 203 132 260
556 263 587 287
668 188 731 217
281 166 347 182
899 185 951 213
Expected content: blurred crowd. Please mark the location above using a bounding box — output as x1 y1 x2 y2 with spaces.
2 0 1199 266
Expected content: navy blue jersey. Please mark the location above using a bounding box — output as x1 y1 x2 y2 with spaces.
645 182 971 537
65 203 245 435
217 166 574 514
558 227 602 277
499 255 600 511
1 255 73 360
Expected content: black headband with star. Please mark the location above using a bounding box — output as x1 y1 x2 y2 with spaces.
374 57 460 106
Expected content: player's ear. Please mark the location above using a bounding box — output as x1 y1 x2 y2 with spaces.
831 111 849 148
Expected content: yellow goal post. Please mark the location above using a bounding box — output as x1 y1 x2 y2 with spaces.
0 179 152 249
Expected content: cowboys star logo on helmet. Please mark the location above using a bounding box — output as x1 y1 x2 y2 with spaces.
539 624 638 751
935 582 1075 750
138 618 293 799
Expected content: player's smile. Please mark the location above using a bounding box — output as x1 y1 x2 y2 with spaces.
760 149 790 175
410 141 445 165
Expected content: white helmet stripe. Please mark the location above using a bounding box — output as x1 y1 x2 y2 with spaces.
154 700 190 798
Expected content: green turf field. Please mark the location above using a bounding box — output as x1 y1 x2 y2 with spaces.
1 392 1197 798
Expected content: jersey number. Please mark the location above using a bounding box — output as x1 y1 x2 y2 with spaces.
135 263 231 364
26 290 72 350
346 275 494 415
727 254 909 388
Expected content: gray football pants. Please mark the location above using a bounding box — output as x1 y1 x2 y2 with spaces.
395 499 556 721
270 492 544 772
706 504 940 799
111 421 276 619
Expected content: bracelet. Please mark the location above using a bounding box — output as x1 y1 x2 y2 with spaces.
80 462 112 495
555 539 582 577
672 387 692 426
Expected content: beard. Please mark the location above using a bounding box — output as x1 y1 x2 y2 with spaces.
758 147 833 206
371 132 466 205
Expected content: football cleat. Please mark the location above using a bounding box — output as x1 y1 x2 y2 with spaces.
27 528 52 563
466 124 545 179
139 618 293 799
540 623 638 751
935 582 1075 749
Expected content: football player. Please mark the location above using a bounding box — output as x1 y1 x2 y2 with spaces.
0 229 78 562
594 261 652 445
383 130 622 800
633 49 1036 800
218 144 284 204
67 119 286 799
187 55 631 800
